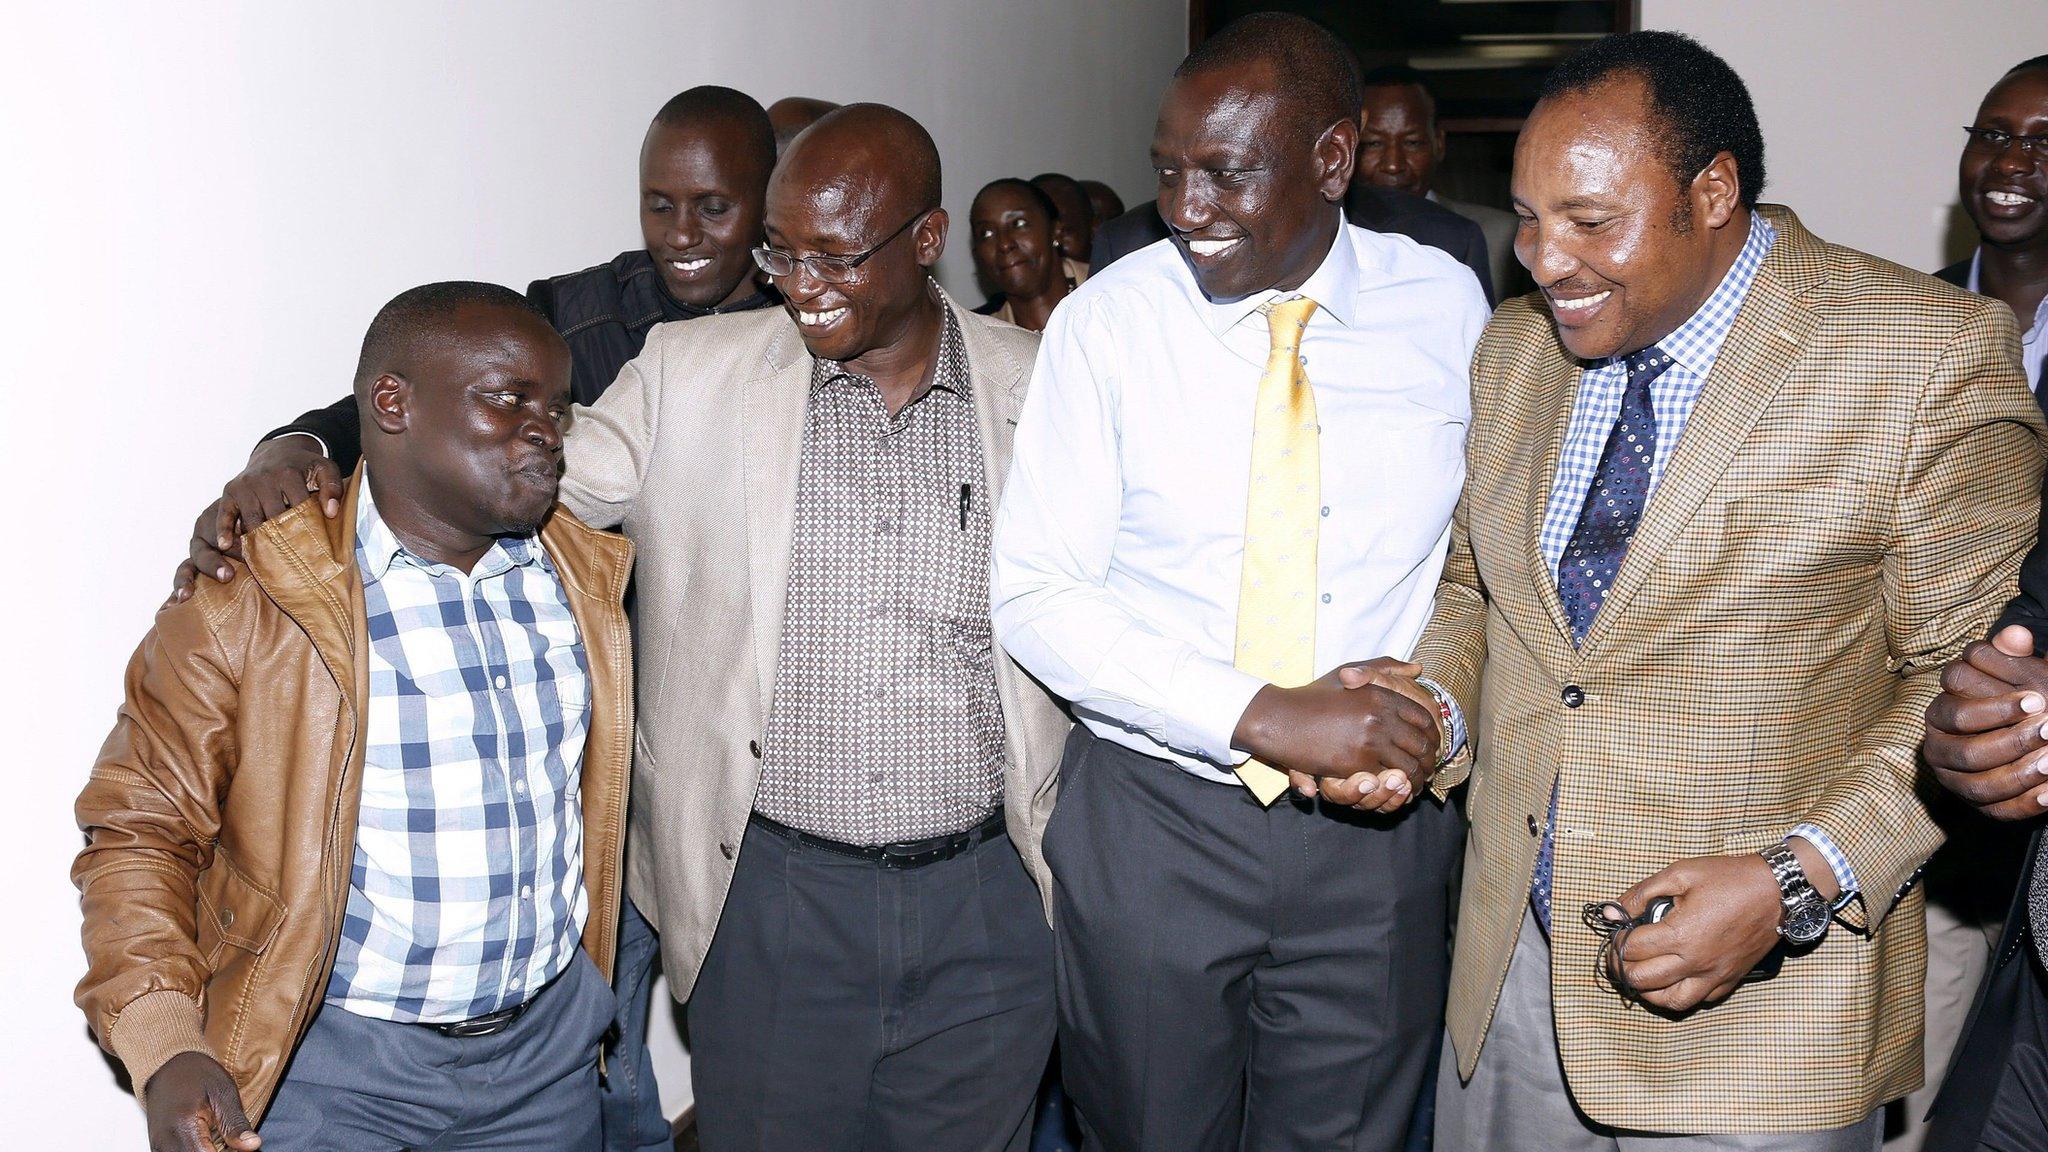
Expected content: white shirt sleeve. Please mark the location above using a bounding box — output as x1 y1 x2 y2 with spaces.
991 299 1268 766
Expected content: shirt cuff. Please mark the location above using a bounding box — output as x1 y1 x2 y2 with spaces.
1787 824 1859 909
1415 676 1467 761
267 429 329 457
1174 658 1271 767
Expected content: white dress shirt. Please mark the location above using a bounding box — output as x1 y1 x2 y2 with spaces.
992 222 1489 783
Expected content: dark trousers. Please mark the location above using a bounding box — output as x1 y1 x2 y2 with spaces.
604 894 674 1150
688 814 1057 1152
261 948 615 1150
1928 929 2048 1152
1044 727 1463 1152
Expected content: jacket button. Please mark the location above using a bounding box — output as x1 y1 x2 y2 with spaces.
1527 814 1539 836
1561 685 1585 709
749 739 762 759
219 908 235 928
720 842 737 860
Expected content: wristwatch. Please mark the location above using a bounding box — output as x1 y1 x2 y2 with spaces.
1759 840 1830 945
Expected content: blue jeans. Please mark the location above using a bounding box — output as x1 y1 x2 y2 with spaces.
603 894 673 1151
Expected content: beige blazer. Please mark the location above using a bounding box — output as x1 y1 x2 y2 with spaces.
557 286 1071 1000
1415 206 2046 1132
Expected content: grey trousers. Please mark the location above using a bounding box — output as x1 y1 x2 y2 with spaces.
1044 727 1464 1152
1434 907 1883 1152
688 814 1056 1152
260 948 615 1151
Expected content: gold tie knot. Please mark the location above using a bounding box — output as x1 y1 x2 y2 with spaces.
1260 296 1320 357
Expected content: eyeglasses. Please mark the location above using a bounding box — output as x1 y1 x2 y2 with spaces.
1963 126 2048 161
751 208 934 284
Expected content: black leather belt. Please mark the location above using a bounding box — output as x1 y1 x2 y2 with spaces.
418 968 562 1037
749 810 1006 869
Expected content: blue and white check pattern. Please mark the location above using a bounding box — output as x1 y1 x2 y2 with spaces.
1536 215 1776 575
326 480 592 1023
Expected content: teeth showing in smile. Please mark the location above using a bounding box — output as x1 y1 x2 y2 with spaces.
798 306 849 327
671 257 712 273
1550 290 1612 314
1187 237 1241 257
1987 190 2039 207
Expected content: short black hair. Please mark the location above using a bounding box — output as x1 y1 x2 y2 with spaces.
2005 54 2048 78
1539 30 1766 209
1360 62 1438 128
1029 172 1092 226
1176 12 1361 145
977 177 1061 223
649 85 776 177
354 281 550 390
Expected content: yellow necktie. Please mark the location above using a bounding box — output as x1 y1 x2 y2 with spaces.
1233 296 1322 805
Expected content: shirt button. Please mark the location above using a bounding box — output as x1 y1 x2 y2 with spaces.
520 885 532 900
720 841 737 860
749 739 762 759
514 780 527 795
1320 593 1332 604
494 674 508 690
1527 814 1540 836
1320 506 1330 517
1561 685 1585 708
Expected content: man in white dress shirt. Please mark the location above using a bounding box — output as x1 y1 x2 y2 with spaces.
991 13 1489 1152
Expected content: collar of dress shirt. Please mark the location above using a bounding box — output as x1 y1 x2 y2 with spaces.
1600 212 1775 380
1189 211 1363 338
355 468 548 583
1967 248 2048 339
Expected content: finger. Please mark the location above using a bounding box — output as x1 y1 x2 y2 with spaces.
210 498 240 552
171 1113 218 1152
1639 976 1711 1014
1942 657 2020 701
1616 866 1688 920
1932 750 2048 808
1980 776 2048 822
210 1085 260 1150
167 561 201 607
1966 640 2048 693
1617 919 1684 962
192 541 237 585
1324 772 1383 809
1371 769 1413 813
1926 689 2046 737
311 458 346 518
1700 976 1746 1006
1923 717 2048 775
1289 770 1319 799
1995 625 2037 658
1618 951 1692 992
257 479 301 524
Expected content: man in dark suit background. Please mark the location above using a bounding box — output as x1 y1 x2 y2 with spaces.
1088 181 1496 305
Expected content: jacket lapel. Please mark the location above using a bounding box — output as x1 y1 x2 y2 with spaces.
945 285 1027 501
741 320 814 719
1576 208 1823 655
1521 351 1581 649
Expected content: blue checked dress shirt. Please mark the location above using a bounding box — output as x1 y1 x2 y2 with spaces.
326 479 592 1023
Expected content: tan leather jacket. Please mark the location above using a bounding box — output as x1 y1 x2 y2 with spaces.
72 470 634 1122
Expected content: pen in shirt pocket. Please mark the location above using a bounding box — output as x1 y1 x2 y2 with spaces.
959 483 971 531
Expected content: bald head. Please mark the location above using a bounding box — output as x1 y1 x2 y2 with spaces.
768 96 840 156
776 103 943 220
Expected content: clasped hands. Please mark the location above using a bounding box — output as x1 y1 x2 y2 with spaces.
1230 658 1445 814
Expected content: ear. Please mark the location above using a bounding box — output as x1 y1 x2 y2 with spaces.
1692 151 1742 231
1317 118 1359 203
1432 125 1447 162
914 207 949 269
367 373 411 436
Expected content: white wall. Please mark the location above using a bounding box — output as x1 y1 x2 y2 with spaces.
0 2 1185 1142
1642 0 2048 272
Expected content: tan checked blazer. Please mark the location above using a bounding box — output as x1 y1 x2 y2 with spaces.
1415 206 2046 1132
556 286 1071 1002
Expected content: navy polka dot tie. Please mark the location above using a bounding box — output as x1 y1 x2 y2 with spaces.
1532 345 1671 931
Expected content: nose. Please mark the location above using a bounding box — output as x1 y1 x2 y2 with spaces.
667 213 703 252
1376 147 1404 175
1992 141 2040 176
1520 217 1576 287
1161 180 1215 237
526 407 564 454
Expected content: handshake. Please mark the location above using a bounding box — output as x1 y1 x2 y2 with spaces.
1231 658 1449 814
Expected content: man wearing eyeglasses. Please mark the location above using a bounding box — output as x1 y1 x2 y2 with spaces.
167 102 1068 1151
1939 57 2048 407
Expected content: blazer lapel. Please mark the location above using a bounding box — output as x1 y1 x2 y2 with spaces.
945 285 1027 499
1521 352 1581 649
1577 222 1821 655
741 322 813 719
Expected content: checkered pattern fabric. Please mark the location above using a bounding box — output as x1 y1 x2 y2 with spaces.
325 480 591 1023
1410 206 2047 1131
1537 215 1774 575
751 306 1007 845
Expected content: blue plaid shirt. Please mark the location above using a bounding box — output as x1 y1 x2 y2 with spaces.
326 479 592 1023
1453 215 1857 900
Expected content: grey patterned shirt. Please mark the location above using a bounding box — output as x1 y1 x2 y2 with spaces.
752 305 1006 845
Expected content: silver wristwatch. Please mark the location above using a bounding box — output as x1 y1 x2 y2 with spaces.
1759 841 1830 945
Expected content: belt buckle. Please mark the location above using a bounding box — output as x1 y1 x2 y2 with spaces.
878 843 939 870
436 1004 521 1038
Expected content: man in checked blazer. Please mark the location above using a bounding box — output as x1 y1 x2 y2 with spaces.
1405 33 2046 1151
